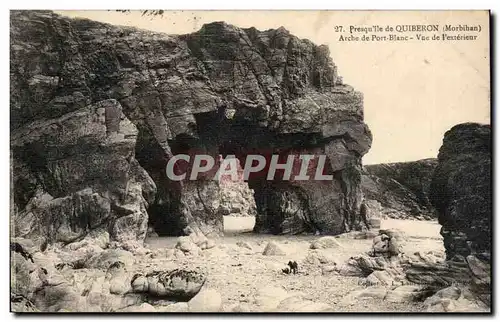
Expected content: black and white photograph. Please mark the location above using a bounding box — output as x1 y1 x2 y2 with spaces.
9 8 492 314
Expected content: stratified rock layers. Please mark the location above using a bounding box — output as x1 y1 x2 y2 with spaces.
430 123 491 260
10 10 372 246
362 159 438 220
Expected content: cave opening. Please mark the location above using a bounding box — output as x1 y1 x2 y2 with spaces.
134 124 191 237
134 106 337 238
133 107 261 238
216 153 257 236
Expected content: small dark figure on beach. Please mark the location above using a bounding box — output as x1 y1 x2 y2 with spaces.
281 261 299 274
287 261 298 274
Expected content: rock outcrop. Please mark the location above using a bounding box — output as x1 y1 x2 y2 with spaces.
426 122 491 307
337 227 490 311
219 162 257 217
430 123 491 261
10 240 207 312
361 158 438 221
11 11 371 244
336 123 492 311
11 99 155 251
11 10 372 248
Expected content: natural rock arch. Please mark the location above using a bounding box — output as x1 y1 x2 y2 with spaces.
10 11 372 248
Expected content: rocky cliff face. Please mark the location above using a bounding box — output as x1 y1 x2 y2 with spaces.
11 10 372 248
362 159 438 220
430 123 491 261
11 99 155 251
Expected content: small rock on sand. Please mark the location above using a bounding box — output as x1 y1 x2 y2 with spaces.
385 285 426 303
262 242 287 256
176 236 198 253
188 289 222 312
305 250 337 265
321 265 338 275
236 241 253 250
310 236 342 249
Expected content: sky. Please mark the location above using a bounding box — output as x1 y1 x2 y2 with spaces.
56 10 490 165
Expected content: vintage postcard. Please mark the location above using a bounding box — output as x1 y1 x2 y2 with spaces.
10 10 491 313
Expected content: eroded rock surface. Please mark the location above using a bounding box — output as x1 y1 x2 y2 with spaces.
11 10 372 243
430 123 491 261
11 99 154 250
131 269 206 299
10 238 207 312
362 158 438 221
219 180 257 217
335 223 490 311
11 10 377 313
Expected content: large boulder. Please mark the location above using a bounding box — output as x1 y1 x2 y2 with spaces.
175 236 199 253
130 269 206 300
304 250 338 265
371 229 405 257
11 10 372 241
430 123 491 260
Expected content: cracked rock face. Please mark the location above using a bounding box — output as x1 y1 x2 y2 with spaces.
11 10 372 245
361 158 438 221
430 123 491 261
11 99 154 249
